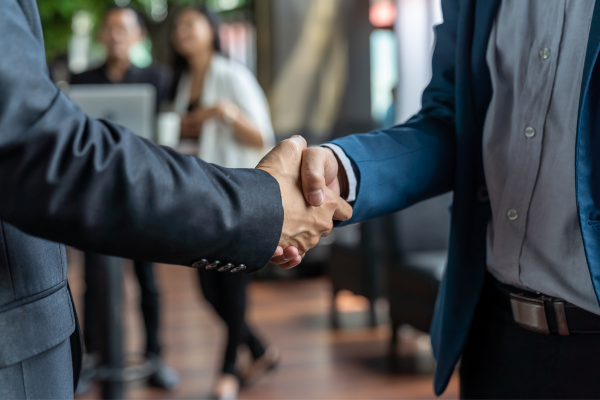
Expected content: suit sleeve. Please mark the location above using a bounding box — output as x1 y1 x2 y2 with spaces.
329 0 459 225
0 0 283 273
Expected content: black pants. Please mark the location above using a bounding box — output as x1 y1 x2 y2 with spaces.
84 254 161 356
198 269 265 375
460 274 600 399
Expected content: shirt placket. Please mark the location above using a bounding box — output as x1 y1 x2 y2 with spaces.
496 2 566 286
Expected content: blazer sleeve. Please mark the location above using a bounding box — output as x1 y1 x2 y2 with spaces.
0 0 283 273
329 0 459 225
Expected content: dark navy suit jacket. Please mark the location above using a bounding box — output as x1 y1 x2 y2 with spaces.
331 0 600 394
0 0 282 393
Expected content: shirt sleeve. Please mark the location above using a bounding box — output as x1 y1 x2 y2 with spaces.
321 144 357 203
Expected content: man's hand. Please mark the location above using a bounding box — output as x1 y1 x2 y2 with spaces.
301 146 349 206
258 136 352 269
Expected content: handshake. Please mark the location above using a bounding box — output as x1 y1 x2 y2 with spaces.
256 136 353 269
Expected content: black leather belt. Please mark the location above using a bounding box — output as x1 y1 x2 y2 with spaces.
490 275 600 335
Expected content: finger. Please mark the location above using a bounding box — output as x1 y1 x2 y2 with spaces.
301 147 338 206
283 135 308 162
283 246 299 260
269 246 299 265
272 246 283 258
278 255 303 270
332 194 353 221
257 135 306 171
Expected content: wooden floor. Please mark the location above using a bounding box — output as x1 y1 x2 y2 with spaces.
68 250 459 399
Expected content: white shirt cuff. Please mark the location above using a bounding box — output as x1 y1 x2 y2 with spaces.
321 144 357 203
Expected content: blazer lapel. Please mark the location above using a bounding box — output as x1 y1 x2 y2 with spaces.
579 0 600 110
470 0 501 131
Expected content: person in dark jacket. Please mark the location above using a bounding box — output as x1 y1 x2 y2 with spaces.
0 1 352 398
70 6 178 391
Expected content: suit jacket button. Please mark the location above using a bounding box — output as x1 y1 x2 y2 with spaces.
192 259 208 268
477 186 489 203
206 261 221 270
230 265 246 273
218 263 235 272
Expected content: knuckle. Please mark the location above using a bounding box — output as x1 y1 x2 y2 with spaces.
304 169 323 185
298 241 310 254
310 237 320 248
305 147 318 156
282 140 297 153
325 195 336 207
318 219 333 233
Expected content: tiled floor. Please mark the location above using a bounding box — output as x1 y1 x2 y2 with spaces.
68 250 459 399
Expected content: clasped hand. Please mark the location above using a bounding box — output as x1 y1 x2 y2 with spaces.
257 136 352 269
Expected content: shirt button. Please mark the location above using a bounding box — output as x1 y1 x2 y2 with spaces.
539 47 551 60
524 126 536 138
507 209 519 221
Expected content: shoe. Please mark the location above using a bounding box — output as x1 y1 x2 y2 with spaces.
210 373 239 400
240 346 280 386
148 357 180 391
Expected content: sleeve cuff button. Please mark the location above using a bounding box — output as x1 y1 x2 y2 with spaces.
192 259 208 268
206 261 221 270
230 265 246 273
218 263 235 272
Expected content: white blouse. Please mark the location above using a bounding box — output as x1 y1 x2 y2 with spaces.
173 54 275 169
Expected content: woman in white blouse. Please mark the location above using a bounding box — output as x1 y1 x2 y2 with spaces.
170 7 278 399
171 8 274 168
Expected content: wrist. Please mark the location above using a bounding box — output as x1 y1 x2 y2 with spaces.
221 102 240 125
325 148 349 200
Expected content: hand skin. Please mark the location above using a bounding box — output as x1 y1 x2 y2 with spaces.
180 102 264 148
258 136 353 269
269 146 349 267
180 106 222 138
301 146 349 205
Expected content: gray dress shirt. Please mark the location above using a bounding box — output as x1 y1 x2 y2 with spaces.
484 0 600 314
333 0 600 314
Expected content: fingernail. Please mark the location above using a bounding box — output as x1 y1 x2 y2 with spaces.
308 190 324 205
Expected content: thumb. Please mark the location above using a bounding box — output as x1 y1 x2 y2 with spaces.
332 193 353 221
301 147 337 206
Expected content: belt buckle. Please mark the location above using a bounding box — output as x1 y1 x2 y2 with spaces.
509 293 570 335
509 293 549 334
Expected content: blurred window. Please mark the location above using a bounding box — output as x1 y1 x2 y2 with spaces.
370 29 398 126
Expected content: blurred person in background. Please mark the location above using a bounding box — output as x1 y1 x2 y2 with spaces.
168 6 279 400
70 6 179 392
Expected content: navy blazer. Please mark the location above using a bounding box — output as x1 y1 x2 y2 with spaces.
0 0 282 392
331 0 600 394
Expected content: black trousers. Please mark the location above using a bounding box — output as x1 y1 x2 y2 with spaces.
198 269 265 375
84 254 161 356
460 274 600 399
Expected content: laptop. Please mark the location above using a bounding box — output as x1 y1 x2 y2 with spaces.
68 84 156 141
